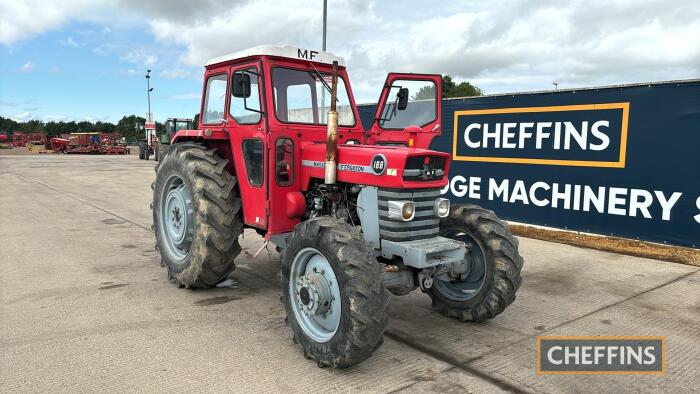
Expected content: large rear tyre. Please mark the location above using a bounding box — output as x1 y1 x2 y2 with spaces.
427 204 523 322
281 218 390 368
138 142 145 160
152 142 243 288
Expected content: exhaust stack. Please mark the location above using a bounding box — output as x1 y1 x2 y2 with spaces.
324 61 339 184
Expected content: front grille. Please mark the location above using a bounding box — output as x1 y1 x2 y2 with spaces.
377 188 440 242
402 155 446 182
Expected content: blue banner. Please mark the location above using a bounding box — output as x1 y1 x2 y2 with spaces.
359 80 700 248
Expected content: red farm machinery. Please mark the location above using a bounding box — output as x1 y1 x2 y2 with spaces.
50 132 129 154
151 46 523 368
0 132 10 149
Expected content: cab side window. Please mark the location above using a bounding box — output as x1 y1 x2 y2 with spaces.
230 67 262 124
202 74 227 124
275 138 294 186
242 139 264 187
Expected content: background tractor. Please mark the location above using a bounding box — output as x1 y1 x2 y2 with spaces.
154 118 193 161
152 45 523 368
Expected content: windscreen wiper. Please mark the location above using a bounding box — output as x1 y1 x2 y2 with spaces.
309 62 338 102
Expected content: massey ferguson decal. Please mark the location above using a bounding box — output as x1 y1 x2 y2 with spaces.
371 154 387 175
302 159 387 175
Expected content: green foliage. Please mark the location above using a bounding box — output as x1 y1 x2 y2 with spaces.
116 115 147 143
412 84 437 101
442 75 484 98
413 75 484 100
193 113 200 129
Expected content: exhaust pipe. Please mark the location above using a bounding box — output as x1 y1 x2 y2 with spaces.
324 61 339 185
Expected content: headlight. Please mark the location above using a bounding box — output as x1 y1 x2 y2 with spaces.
434 198 450 218
388 201 415 221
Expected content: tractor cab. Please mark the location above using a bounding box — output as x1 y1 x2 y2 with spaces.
157 45 522 368
171 45 446 234
162 118 193 144
153 118 193 161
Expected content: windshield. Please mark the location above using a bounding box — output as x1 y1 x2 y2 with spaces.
379 79 437 129
272 67 355 126
165 121 191 134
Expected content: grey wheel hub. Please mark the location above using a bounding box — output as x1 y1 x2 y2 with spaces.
434 230 487 301
289 247 341 343
296 273 333 317
160 174 194 261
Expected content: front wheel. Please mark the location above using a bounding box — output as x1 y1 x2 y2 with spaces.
427 204 523 322
280 218 389 368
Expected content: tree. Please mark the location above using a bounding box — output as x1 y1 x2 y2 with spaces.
0 116 19 133
413 75 484 100
441 75 484 98
412 84 436 101
116 115 146 143
192 113 200 129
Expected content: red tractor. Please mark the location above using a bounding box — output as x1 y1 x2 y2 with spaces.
152 46 523 368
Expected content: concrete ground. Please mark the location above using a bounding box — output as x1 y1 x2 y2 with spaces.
1 154 698 393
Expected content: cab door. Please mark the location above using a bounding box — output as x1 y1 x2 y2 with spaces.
227 62 269 229
368 73 442 148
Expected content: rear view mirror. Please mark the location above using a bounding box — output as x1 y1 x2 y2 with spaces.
397 87 409 110
232 72 251 98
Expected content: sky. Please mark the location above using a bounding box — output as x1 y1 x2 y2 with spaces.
1 0 698 123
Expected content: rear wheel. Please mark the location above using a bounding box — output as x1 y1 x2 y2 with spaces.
427 204 523 322
281 218 389 368
156 143 168 163
138 142 145 159
152 142 243 288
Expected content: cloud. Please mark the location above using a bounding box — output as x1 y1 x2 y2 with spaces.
1 0 699 101
83 115 110 122
7 112 111 123
142 0 700 98
0 0 109 45
43 115 69 122
161 68 198 79
123 50 158 66
116 0 229 23
59 36 79 47
18 61 34 73
116 68 140 76
149 0 377 67
9 111 37 122
170 93 200 100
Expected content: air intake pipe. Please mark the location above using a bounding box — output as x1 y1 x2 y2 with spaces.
324 61 339 185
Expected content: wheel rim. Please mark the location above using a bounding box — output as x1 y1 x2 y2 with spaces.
288 247 341 343
159 173 194 261
434 229 487 301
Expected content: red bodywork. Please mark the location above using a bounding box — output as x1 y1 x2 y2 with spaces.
298 143 449 191
10 132 47 147
171 53 447 236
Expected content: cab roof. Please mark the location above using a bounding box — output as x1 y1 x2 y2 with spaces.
206 45 346 67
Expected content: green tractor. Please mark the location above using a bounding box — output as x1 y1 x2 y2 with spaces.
155 118 193 161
